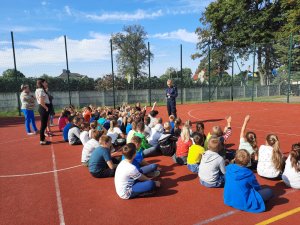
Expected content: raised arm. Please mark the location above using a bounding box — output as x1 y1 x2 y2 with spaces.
240 115 250 139
151 102 157 111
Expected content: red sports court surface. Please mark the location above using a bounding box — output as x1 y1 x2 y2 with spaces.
0 102 300 225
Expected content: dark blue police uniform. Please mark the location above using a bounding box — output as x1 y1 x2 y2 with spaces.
166 85 178 117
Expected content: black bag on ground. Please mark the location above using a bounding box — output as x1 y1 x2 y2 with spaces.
158 133 177 156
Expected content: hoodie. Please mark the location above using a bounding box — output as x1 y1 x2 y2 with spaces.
224 164 265 213
198 150 226 185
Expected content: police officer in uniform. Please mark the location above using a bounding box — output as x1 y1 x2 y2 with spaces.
166 79 178 118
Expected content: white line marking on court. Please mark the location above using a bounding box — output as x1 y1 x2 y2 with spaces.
51 138 66 225
0 165 82 178
194 210 239 225
194 189 298 225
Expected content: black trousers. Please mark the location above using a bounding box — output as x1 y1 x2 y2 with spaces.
167 99 177 117
90 168 116 178
38 104 50 141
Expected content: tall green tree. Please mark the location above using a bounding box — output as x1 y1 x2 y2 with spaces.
2 69 25 78
112 25 152 89
194 0 285 85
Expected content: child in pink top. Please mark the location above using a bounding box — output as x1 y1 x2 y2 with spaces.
58 109 70 131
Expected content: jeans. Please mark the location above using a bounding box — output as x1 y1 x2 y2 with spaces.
258 188 273 202
140 164 157 174
130 180 155 198
38 104 50 141
90 168 115 178
143 146 158 158
172 154 187 165
187 164 199 173
21 109 38 133
200 175 225 188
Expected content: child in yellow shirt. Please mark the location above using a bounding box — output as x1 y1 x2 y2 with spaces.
187 134 205 173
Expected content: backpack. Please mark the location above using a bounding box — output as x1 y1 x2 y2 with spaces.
158 133 177 156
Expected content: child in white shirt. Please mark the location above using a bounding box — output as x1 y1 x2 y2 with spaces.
282 143 300 189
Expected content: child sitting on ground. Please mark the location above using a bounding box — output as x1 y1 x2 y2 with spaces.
173 118 182 137
192 122 206 142
172 124 192 165
107 120 126 146
89 135 118 178
199 135 225 188
68 116 83 145
204 116 232 159
282 143 300 189
158 122 178 156
187 134 205 173
81 130 103 166
83 106 92 123
123 136 160 177
239 115 258 169
89 120 98 138
169 115 175 133
58 108 71 132
224 149 273 213
80 122 90 146
257 134 285 179
114 143 160 199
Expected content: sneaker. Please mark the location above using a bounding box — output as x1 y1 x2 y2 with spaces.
147 170 160 178
27 133 35 135
40 141 51 145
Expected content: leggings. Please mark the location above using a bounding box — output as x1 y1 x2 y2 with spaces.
38 104 50 141
21 109 38 133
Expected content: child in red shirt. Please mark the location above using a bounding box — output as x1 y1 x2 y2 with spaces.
172 124 192 165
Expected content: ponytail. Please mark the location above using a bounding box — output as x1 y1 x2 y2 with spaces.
267 134 283 171
109 120 114 132
290 143 300 172
246 132 258 151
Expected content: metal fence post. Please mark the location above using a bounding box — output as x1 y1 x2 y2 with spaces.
64 35 71 105
11 31 21 116
231 49 234 101
148 42 151 106
287 34 293 103
110 39 116 109
251 43 256 101
208 44 211 102
180 44 183 104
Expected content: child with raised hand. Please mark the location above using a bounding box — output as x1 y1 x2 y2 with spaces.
172 124 193 165
257 134 284 179
89 135 118 178
68 116 83 145
80 122 90 146
187 134 205 173
239 115 258 168
114 143 160 199
81 130 103 166
282 143 300 189
199 135 225 188
204 116 232 158
224 149 273 213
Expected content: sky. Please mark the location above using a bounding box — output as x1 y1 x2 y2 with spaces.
0 0 215 78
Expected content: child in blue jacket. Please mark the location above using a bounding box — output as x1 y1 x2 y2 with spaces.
224 149 273 213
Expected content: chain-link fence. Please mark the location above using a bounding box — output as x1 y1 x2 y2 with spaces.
0 32 299 114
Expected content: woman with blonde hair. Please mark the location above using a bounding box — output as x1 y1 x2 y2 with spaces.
257 134 284 179
172 124 192 165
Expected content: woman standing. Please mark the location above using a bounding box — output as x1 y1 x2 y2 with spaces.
20 84 38 135
35 78 51 145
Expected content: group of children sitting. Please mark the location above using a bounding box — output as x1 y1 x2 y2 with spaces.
56 102 300 213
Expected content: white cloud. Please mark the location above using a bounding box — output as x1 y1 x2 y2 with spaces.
0 26 60 33
85 9 163 21
41 1 48 6
64 5 72 16
152 29 198 43
0 33 111 70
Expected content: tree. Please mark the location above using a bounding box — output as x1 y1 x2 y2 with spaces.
112 25 152 89
193 0 285 85
2 69 25 78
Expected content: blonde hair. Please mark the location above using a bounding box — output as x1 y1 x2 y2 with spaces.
235 149 251 166
180 124 190 142
208 135 220 152
290 143 300 172
212 126 223 137
164 122 171 131
266 134 283 171
109 120 118 132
